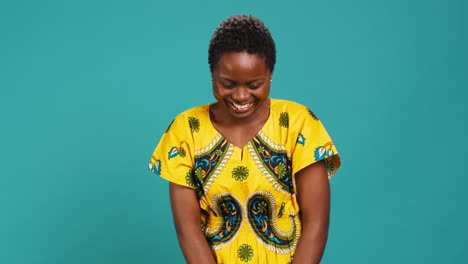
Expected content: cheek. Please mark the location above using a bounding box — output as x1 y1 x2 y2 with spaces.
255 87 270 99
212 86 227 100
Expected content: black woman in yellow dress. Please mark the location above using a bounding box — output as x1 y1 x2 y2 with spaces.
149 15 341 264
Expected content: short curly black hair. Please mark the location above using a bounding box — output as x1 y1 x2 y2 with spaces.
208 15 276 74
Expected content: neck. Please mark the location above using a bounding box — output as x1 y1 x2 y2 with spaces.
210 98 271 127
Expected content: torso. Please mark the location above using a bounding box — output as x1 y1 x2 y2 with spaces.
149 99 341 264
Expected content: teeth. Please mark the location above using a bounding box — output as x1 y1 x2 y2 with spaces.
232 102 253 110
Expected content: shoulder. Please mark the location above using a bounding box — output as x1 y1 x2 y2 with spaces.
270 98 319 121
174 104 210 119
271 98 310 112
165 104 210 133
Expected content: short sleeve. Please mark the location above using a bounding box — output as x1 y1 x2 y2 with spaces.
148 113 196 188
291 107 341 179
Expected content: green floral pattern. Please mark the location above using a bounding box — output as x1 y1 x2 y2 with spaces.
185 169 195 187
179 147 186 158
257 146 265 154
258 201 268 214
195 167 205 180
279 112 289 128
238 244 254 262
188 116 200 132
277 162 287 179
232 166 249 181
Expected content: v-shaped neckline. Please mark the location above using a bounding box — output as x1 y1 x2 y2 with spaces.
207 99 273 150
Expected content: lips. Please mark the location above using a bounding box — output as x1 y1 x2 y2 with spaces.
230 101 254 112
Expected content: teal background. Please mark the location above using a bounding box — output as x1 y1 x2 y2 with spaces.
1 0 467 263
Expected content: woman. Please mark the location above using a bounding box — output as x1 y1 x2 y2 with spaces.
149 15 341 264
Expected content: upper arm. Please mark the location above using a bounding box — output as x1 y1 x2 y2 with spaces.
295 160 330 224
169 182 201 231
169 179 217 264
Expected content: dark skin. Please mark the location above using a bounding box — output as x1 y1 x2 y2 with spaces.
210 52 271 148
170 183 216 264
292 159 330 264
169 51 330 264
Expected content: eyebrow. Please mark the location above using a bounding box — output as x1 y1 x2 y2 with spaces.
219 77 266 84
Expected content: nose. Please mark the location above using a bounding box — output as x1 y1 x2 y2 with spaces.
233 86 249 102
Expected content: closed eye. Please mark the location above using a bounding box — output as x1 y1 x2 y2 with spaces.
222 82 236 89
247 80 264 89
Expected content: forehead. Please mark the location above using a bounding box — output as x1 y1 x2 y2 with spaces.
215 52 270 79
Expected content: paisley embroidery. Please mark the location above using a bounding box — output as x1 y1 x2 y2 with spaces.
204 193 243 250
248 133 293 194
246 191 299 254
191 136 233 198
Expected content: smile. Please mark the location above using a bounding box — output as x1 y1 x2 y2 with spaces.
231 102 254 112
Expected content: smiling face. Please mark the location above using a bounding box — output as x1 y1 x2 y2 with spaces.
211 51 271 123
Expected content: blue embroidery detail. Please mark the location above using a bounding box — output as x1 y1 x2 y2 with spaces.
168 147 179 159
191 138 229 199
297 134 305 145
314 142 335 161
149 160 161 176
205 194 242 248
251 136 293 194
247 192 298 253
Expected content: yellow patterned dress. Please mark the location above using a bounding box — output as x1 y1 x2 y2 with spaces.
149 99 341 263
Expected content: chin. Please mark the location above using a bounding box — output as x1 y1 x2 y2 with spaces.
230 105 261 120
